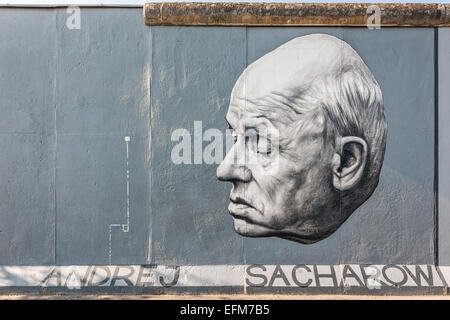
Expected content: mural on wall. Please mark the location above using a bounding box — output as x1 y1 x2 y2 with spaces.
217 34 388 244
0 5 443 293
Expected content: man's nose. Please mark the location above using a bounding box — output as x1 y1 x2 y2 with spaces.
217 147 252 182
217 162 252 182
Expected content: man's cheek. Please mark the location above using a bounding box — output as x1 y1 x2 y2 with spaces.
250 161 277 177
249 154 289 179
264 205 297 228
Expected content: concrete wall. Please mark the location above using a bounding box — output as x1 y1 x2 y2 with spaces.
0 7 448 293
0 8 151 265
439 27 450 266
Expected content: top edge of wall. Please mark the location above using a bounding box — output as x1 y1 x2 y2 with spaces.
0 4 143 8
143 2 450 27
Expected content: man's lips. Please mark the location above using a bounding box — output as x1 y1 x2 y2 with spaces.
230 196 255 209
228 196 260 220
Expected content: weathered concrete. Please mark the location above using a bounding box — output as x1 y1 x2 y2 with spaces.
0 9 56 265
53 8 151 265
2 294 450 300
150 26 247 265
0 8 151 265
144 3 450 27
439 28 450 265
0 6 446 296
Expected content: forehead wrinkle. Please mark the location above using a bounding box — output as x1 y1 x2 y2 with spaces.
268 90 311 115
229 83 322 134
231 95 298 127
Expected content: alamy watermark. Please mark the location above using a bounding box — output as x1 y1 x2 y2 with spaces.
170 121 280 174
66 6 81 30
367 5 381 29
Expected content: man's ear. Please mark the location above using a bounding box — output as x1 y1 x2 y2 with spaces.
332 136 368 191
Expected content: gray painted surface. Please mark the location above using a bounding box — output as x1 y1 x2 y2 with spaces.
0 9 56 265
340 29 434 264
150 26 247 265
54 9 151 265
0 8 439 267
439 28 450 265
151 27 434 265
0 8 150 265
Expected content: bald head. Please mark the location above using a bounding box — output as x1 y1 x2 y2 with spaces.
233 34 363 107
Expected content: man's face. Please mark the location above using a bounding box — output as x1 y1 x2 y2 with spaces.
217 78 339 243
216 34 383 243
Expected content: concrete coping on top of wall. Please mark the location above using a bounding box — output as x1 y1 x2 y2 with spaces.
143 2 450 27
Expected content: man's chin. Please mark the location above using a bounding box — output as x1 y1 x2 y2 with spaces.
232 217 333 244
232 217 277 237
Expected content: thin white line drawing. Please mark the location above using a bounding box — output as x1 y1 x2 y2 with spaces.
108 136 131 265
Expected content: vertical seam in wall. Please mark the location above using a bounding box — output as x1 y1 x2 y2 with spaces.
147 26 153 264
53 8 58 265
434 27 439 266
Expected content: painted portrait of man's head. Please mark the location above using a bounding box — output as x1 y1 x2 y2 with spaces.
217 33 387 244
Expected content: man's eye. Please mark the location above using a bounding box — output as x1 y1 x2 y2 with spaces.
232 134 238 143
256 134 272 155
